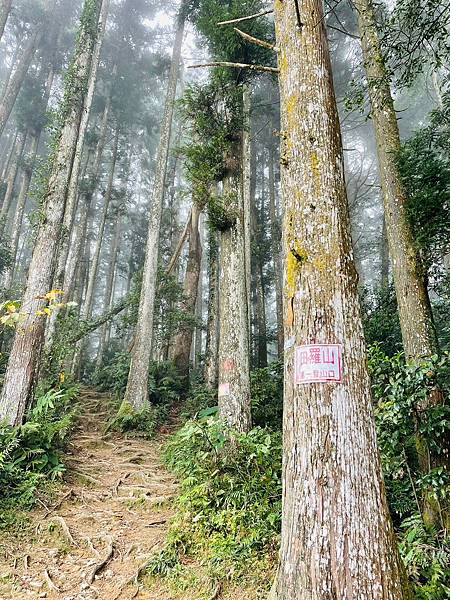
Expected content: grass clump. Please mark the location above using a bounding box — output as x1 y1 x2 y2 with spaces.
0 384 79 526
147 412 281 590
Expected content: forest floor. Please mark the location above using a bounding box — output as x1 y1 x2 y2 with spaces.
0 388 180 600
0 390 258 600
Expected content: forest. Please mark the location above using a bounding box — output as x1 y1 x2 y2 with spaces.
0 0 449 598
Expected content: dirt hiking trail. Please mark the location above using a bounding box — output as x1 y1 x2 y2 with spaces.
0 389 179 600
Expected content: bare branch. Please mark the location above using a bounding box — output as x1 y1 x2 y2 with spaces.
217 10 273 26
188 62 279 74
233 27 277 51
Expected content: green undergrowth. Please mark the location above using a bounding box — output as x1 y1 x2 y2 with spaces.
102 359 184 438
148 352 449 598
0 384 79 529
147 411 280 593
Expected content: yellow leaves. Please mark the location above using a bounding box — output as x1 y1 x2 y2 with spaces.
0 290 74 331
44 289 64 302
0 301 23 328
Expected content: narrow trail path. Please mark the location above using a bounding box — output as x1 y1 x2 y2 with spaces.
0 389 178 600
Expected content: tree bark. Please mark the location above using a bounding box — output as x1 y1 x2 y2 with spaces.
170 203 202 378
123 13 185 411
0 0 12 41
0 28 43 138
272 1 410 598
0 0 104 426
269 142 284 358
217 136 252 434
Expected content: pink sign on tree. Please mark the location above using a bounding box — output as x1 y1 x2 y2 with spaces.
295 344 343 384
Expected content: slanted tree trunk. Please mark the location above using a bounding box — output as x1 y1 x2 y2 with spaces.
2 134 39 288
123 12 185 411
354 0 447 529
0 27 43 138
0 0 12 41
204 226 219 388
272 1 410 598
170 203 202 378
0 131 26 230
217 136 252 433
269 142 283 357
0 0 104 426
82 125 119 321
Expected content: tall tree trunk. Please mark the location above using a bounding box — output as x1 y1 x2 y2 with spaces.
0 28 43 138
217 136 252 434
0 0 12 40
96 217 120 369
355 0 438 359
272 1 410 598
355 0 447 529
204 226 219 388
2 134 39 288
123 13 185 411
194 213 205 368
55 0 111 293
0 0 104 426
0 131 26 230
242 85 252 341
82 125 119 321
44 18 112 353
64 95 111 301
170 203 202 378
254 151 268 368
269 143 283 357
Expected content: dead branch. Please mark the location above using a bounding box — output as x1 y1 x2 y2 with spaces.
165 209 192 276
233 27 276 50
86 535 114 584
50 515 77 547
188 61 278 74
217 9 273 25
44 569 61 592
